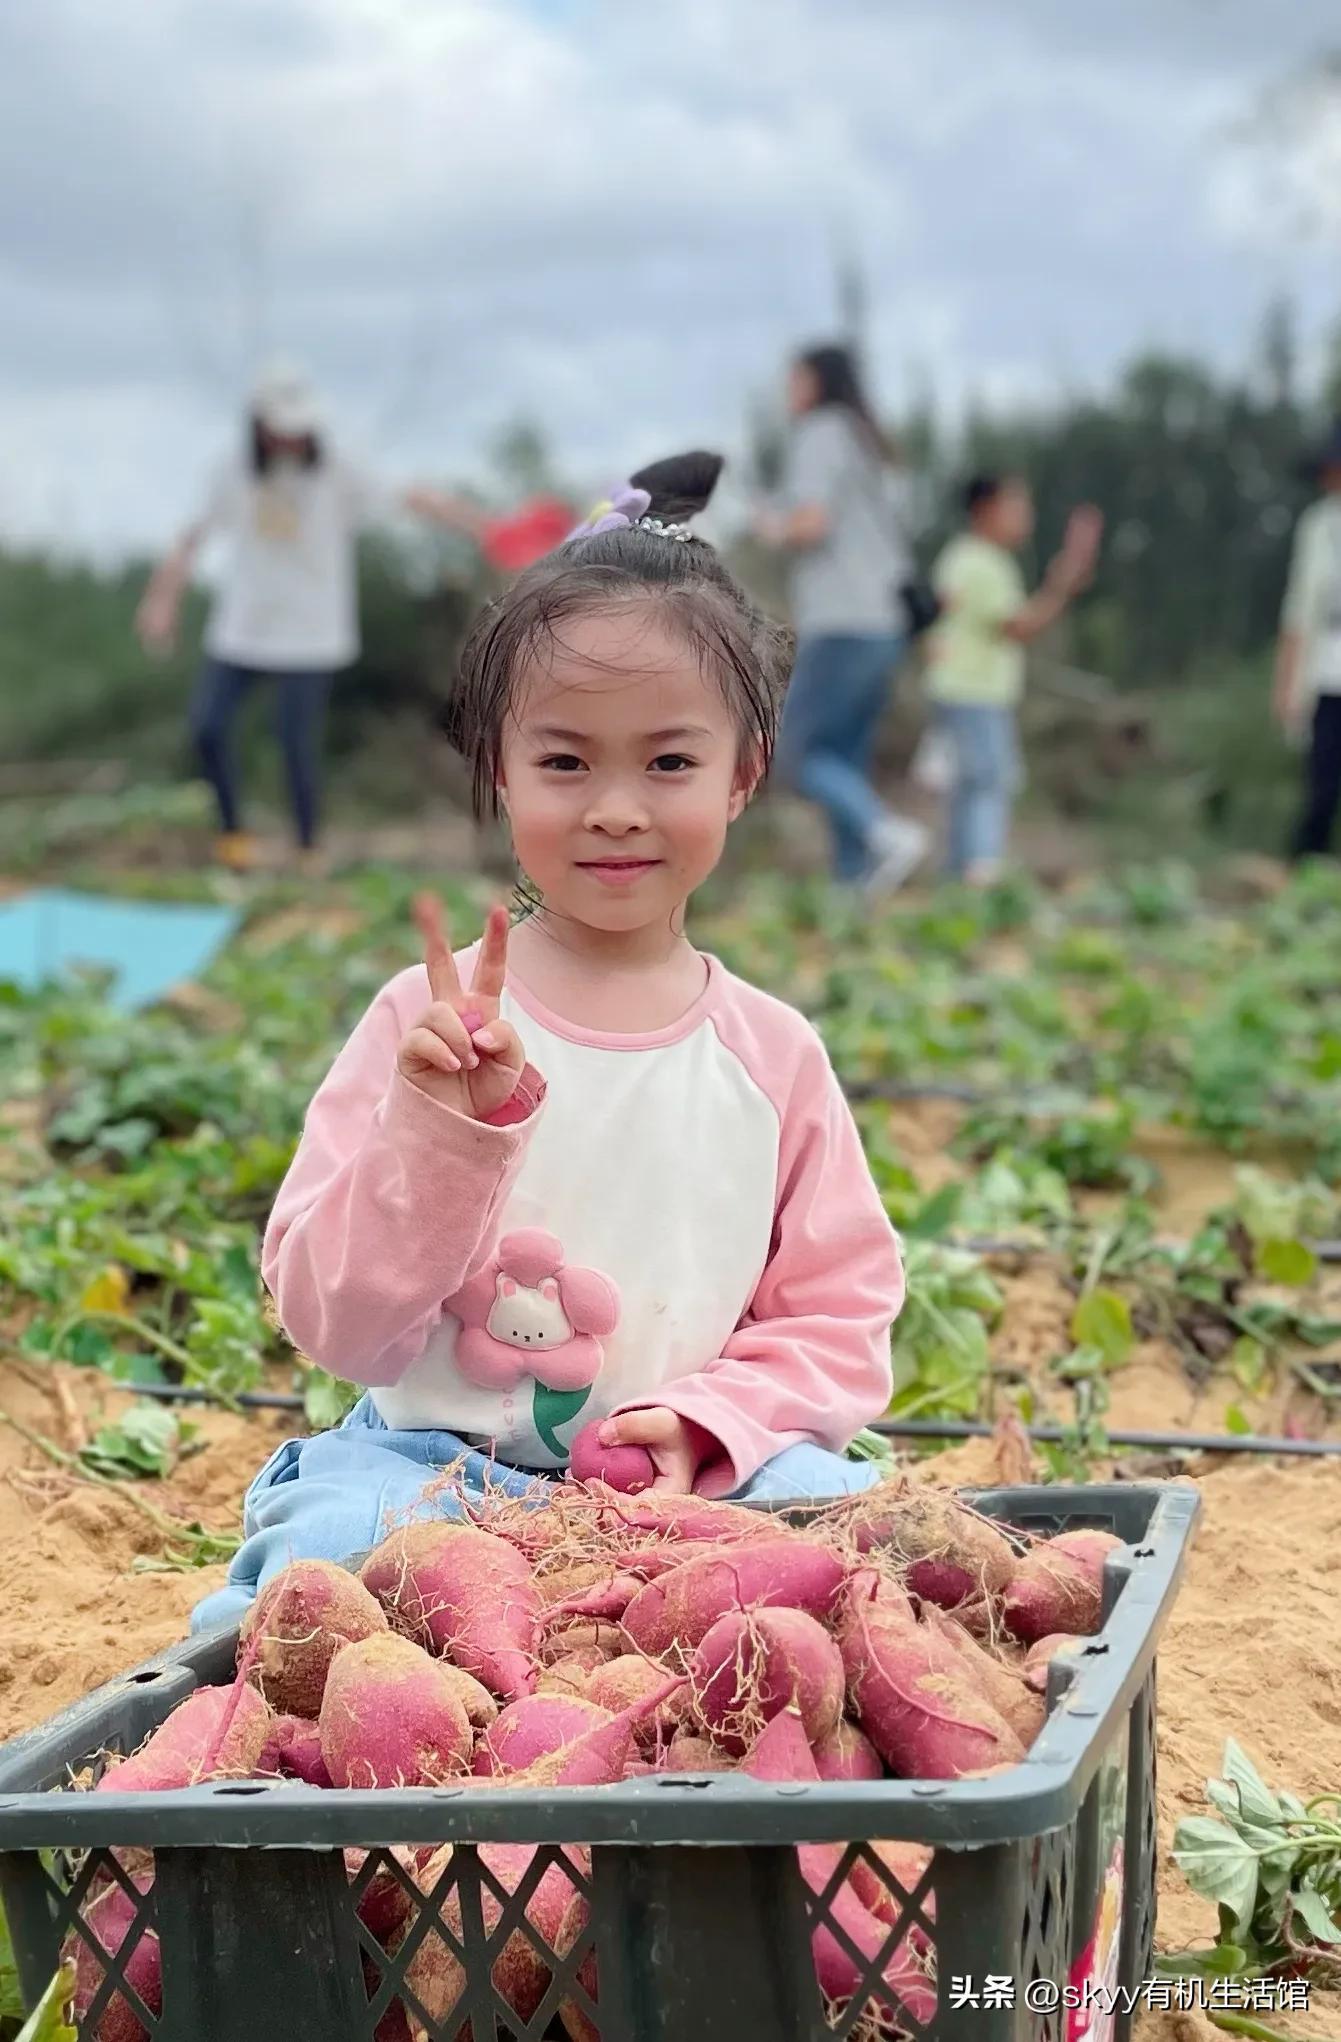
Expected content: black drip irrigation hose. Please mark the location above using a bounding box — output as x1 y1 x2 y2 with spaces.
120 1379 1341 1458
959 1234 1341 1263
871 1417 1341 1458
846 1081 986 1104
128 1381 305 1413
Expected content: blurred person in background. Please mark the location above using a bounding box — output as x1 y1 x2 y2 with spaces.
1273 421 1341 861
926 475 1102 885
136 358 503 873
758 344 926 891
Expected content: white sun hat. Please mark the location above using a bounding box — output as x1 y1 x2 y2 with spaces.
251 355 323 436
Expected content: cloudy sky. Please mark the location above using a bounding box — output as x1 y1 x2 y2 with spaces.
0 0 1337 556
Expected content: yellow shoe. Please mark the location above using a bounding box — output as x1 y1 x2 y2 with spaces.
214 831 258 873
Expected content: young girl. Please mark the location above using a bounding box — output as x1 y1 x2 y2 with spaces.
193 452 902 1631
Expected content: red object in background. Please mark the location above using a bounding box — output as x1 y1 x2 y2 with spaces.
480 497 575 573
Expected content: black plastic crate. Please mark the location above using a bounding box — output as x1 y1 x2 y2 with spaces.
0 1482 1198 2042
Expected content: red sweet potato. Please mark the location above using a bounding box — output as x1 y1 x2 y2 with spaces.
434 1663 500 1729
660 1732 734 1772
923 1608 1045 1748
1023 1633 1086 1693
691 1608 844 1754
585 1489 778 1545
360 1522 540 1701
346 1846 428 1945
239 1559 387 1717
848 1840 937 1941
474 1694 613 1775
812 1718 884 1782
95 1683 271 1793
621 1538 846 1658
511 1674 688 1789
318 1635 472 1788
257 1712 332 1787
1003 1530 1121 1645
62 1877 162 2042
533 1560 625 1607
568 1420 656 1494
554 1892 600 2042
541 1571 645 1624
1052 1528 1123 1572
397 1843 589 2042
584 1654 681 1748
538 1619 624 1669
365 1956 414 2042
744 1713 937 2026
848 1481 1018 1602
537 1655 604 1697
838 1579 1024 1780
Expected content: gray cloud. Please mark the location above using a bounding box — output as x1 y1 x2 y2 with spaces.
0 0 1336 553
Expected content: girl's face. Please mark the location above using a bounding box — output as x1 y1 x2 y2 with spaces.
498 604 752 937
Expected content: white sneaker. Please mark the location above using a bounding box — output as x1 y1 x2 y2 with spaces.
862 816 929 895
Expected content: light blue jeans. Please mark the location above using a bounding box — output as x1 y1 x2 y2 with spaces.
935 701 1022 876
776 633 907 880
191 1394 881 1632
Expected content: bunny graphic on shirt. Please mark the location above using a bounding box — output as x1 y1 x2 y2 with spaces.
448 1229 620 1395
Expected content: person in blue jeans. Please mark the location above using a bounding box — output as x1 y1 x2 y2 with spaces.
760 344 927 889
926 474 1103 882
136 358 487 872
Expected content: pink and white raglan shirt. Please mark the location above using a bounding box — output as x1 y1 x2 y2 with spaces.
263 951 903 1496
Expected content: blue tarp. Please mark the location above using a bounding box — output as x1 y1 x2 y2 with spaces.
0 889 241 1011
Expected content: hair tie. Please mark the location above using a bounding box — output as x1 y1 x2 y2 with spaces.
635 515 693 544
565 484 696 545
565 483 650 542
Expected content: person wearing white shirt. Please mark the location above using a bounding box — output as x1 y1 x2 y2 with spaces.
1273 421 1341 861
136 359 481 872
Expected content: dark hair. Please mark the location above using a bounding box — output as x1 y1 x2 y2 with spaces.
447 450 792 820
795 344 896 464
250 417 321 475
963 472 1027 516
964 473 1002 514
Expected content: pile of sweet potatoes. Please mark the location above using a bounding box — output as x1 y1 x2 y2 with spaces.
67 1477 1124 2041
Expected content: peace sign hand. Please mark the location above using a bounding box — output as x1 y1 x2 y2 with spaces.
398 896 527 1121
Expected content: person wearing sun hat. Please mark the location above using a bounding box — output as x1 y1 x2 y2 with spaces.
136 357 502 873
1273 420 1341 861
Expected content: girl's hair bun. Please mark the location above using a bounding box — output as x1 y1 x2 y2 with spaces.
628 450 724 526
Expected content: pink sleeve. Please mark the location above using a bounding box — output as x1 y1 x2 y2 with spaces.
614 1023 900 1495
262 966 545 1387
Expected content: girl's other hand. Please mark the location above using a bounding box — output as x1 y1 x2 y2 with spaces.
597 1409 713 1493
398 896 526 1121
